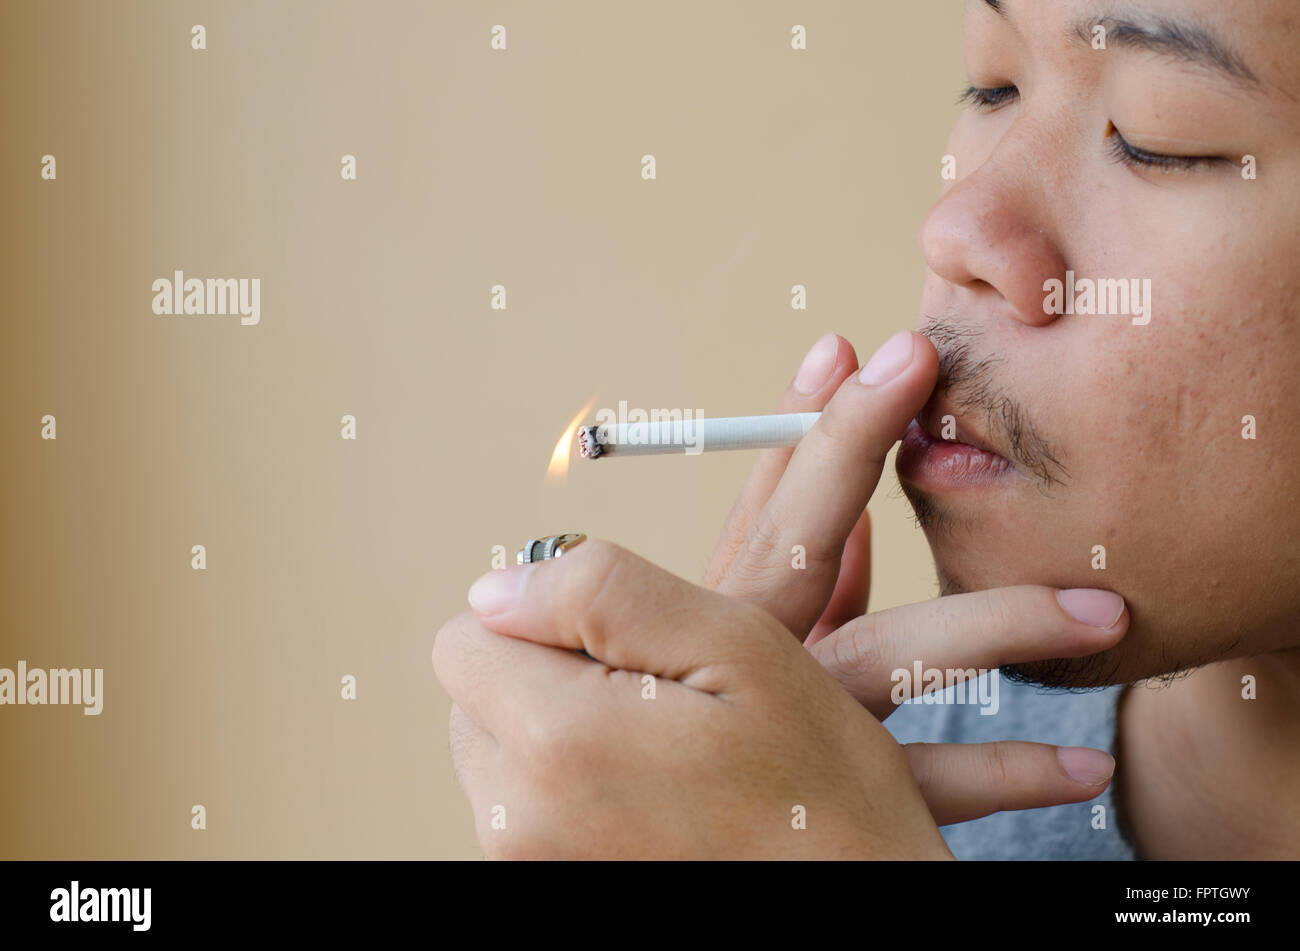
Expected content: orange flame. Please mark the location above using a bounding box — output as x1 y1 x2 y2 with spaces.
546 398 596 482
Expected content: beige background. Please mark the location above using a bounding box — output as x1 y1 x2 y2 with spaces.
1 1 963 858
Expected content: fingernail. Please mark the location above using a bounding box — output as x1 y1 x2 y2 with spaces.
1057 746 1115 785
1056 588 1125 628
858 331 915 386
468 564 534 615
793 333 839 395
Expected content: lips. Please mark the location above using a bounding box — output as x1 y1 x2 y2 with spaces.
914 397 1003 456
896 395 1019 489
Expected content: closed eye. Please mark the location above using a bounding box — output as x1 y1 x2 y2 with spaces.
1105 123 1226 173
958 84 1020 111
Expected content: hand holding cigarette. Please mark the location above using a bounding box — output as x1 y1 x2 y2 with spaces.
703 331 935 640
434 332 1126 857
701 329 1127 701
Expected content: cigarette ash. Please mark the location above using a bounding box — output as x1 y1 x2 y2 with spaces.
578 426 604 459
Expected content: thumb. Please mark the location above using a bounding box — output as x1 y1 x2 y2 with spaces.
466 539 758 683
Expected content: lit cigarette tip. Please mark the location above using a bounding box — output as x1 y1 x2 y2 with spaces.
578 426 603 460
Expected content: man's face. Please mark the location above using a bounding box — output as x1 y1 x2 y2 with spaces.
899 0 1300 686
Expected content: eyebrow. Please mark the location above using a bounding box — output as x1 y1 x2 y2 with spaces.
1073 14 1259 87
981 0 1260 89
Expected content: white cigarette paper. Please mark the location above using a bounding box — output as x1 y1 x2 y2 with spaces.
580 412 821 458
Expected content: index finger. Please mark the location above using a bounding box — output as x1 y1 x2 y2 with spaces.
811 586 1129 719
705 333 860 588
714 331 939 639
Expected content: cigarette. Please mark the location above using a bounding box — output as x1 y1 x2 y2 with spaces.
579 412 821 459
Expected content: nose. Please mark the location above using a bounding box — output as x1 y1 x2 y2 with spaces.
918 138 1067 328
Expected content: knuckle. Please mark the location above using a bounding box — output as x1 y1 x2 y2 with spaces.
560 539 623 603
967 588 1028 666
705 496 764 588
572 536 622 568
447 707 478 781
448 703 475 745
518 706 555 754
822 617 887 685
977 587 1019 635
810 408 853 456
725 509 819 597
725 504 840 598
817 393 886 466
558 539 631 654
854 612 894 672
731 492 764 533
519 708 585 770
742 510 784 567
905 743 940 794
985 741 1016 807
431 610 479 676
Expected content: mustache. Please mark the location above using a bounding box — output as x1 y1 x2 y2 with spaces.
919 314 1069 487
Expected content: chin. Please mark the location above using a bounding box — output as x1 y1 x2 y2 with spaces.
938 555 1238 689
924 520 1229 690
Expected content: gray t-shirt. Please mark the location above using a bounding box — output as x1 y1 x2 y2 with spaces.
883 674 1139 859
